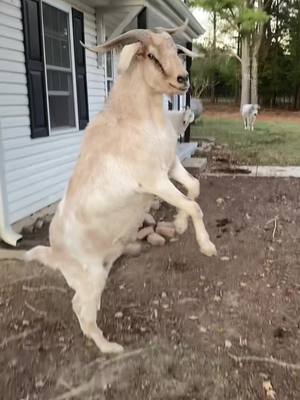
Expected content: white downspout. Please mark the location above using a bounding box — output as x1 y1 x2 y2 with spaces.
0 121 22 246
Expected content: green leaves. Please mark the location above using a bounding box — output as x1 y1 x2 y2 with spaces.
188 0 269 34
237 7 269 33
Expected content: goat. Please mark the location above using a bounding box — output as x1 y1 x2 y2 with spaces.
191 97 203 121
167 108 194 139
241 104 260 131
25 23 217 354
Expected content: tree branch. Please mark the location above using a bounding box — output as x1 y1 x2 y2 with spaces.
228 353 300 371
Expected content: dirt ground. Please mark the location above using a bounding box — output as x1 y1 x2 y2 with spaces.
1 176 300 400
203 103 300 124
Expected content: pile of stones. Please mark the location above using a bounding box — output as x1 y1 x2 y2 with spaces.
137 200 177 246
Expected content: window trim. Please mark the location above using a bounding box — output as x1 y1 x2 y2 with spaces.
40 0 79 136
105 48 114 97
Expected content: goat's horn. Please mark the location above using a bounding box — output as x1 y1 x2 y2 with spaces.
153 19 188 35
176 44 201 58
80 29 150 53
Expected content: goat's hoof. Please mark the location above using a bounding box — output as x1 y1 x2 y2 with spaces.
200 241 217 257
100 341 124 354
174 217 188 235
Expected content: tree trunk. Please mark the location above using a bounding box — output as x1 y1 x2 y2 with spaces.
251 0 263 104
294 85 300 110
210 10 217 103
251 42 259 104
241 36 251 108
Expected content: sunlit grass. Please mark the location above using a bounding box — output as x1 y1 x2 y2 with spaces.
191 117 300 165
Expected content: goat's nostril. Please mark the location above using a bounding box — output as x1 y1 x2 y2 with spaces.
177 75 188 84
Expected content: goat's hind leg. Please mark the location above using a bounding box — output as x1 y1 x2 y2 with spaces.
71 264 123 354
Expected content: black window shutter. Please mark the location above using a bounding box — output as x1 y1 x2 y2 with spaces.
72 8 89 130
22 0 49 138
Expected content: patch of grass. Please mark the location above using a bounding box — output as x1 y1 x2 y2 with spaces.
191 117 300 165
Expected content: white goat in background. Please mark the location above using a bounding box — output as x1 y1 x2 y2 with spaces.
167 108 195 139
25 23 217 354
241 103 260 131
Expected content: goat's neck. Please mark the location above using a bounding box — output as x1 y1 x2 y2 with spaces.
108 65 165 127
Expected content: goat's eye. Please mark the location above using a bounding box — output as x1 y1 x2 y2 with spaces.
147 53 165 75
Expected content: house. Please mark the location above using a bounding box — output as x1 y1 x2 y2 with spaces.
0 0 204 246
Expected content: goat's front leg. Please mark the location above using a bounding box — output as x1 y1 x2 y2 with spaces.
142 177 216 257
170 156 199 235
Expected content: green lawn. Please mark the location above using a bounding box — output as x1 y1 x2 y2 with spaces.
191 117 300 165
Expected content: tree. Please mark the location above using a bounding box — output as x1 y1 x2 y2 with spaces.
188 0 269 106
188 0 221 101
288 0 300 108
191 44 239 99
258 0 300 109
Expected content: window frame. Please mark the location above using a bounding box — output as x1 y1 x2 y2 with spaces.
40 0 79 136
105 48 114 97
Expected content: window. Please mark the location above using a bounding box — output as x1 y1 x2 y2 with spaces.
22 0 89 138
106 49 114 95
42 2 76 132
168 96 181 111
43 3 76 131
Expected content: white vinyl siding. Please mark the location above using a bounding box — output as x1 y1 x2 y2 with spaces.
0 0 106 223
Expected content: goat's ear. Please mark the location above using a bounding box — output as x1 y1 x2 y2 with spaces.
187 111 195 124
117 43 143 74
183 110 194 125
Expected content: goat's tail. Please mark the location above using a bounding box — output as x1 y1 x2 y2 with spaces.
24 245 58 270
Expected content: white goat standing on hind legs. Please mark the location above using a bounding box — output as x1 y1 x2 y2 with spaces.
25 22 217 354
241 103 260 131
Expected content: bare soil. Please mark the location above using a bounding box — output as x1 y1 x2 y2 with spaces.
1 176 300 400
204 104 300 124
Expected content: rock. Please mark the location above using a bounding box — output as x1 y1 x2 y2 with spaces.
124 242 142 256
183 157 207 172
156 223 176 239
144 213 156 226
213 295 222 302
156 221 175 230
216 197 225 206
151 199 160 210
147 232 166 246
220 256 230 261
137 226 154 240
34 218 44 231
